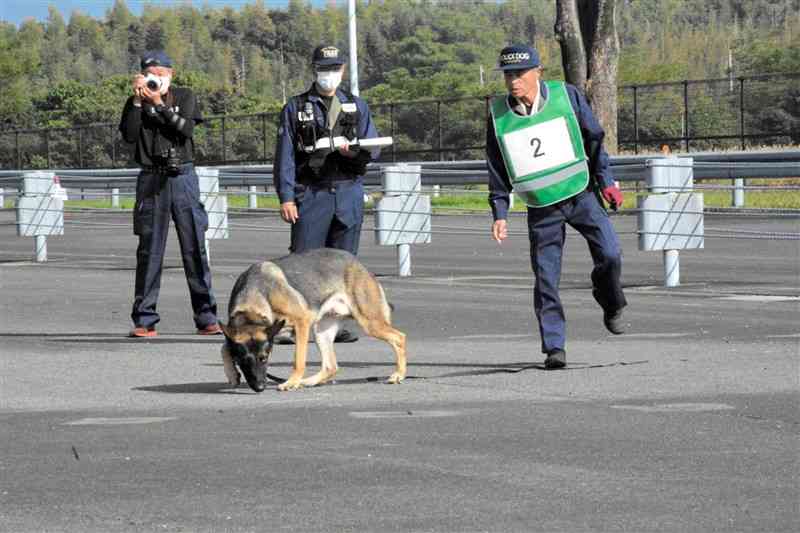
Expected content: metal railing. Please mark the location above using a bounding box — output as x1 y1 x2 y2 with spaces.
0 74 796 169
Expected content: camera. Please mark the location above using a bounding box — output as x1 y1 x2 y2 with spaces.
144 73 161 91
162 147 181 176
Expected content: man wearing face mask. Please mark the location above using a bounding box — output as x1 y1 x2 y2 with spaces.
119 50 221 338
273 44 381 343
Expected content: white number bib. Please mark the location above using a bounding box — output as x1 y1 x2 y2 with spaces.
501 116 576 177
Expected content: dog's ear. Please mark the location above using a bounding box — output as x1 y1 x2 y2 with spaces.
267 319 286 338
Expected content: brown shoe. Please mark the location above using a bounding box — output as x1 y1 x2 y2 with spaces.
129 326 157 338
197 323 223 336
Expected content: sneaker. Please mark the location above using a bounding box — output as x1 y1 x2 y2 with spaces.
603 309 626 335
544 349 566 369
334 329 359 343
197 323 223 336
129 326 157 338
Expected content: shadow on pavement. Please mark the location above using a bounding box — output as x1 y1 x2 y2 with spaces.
0 333 222 344
137 360 649 394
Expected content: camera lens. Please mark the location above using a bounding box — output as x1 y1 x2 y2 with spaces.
146 79 159 91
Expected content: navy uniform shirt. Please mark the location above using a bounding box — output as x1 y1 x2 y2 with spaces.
486 82 615 220
119 87 202 166
274 86 379 203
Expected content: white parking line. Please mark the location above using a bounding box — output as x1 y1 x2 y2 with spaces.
349 410 464 419
718 295 800 302
611 403 735 413
448 333 533 340
64 417 177 426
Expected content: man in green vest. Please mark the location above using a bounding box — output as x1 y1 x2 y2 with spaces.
486 44 627 369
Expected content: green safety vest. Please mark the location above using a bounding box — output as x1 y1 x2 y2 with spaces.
490 81 589 207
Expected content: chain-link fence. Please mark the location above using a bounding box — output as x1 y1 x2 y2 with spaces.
1 74 797 170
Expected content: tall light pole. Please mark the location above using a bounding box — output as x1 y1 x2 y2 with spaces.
348 0 359 96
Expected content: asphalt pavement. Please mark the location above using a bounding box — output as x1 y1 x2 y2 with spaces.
0 209 798 532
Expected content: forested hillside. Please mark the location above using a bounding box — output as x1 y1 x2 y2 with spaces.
0 0 797 130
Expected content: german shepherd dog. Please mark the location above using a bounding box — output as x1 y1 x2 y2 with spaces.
220 248 407 392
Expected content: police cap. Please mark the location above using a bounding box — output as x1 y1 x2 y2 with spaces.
497 44 541 71
312 45 346 67
141 50 173 70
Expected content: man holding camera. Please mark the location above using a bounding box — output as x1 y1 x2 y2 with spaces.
273 44 380 343
119 50 220 338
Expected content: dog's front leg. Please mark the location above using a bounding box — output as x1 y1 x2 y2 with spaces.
278 318 311 391
221 345 241 386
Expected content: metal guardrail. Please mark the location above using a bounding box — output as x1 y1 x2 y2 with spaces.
1 149 798 190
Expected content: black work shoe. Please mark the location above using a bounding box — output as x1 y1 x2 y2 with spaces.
603 309 626 335
334 329 359 343
544 349 566 369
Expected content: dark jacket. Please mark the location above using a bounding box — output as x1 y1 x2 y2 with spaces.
119 87 203 167
486 82 615 220
274 86 379 203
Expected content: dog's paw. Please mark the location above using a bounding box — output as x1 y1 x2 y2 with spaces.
278 379 304 391
224 368 241 386
385 372 405 384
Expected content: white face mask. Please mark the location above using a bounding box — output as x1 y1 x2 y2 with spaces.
315 70 342 93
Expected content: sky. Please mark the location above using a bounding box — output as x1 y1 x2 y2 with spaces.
0 1 337 26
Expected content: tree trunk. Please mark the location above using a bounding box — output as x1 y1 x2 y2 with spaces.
587 0 620 154
554 0 587 91
554 0 620 154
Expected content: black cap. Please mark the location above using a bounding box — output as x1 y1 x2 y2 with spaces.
311 45 346 67
140 50 173 70
497 44 541 71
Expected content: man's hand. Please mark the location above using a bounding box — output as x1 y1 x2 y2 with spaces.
280 201 299 224
141 85 164 106
492 219 508 244
132 74 146 102
601 185 624 211
337 143 358 158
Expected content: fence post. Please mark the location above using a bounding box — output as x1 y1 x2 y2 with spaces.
197 166 229 267
78 127 84 168
739 77 746 150
221 117 227 164
45 129 51 169
16 171 64 263
375 164 431 277
682 80 689 152
732 178 745 207
110 125 117 168
632 85 639 155
437 101 443 161
261 113 268 162
111 188 120 208
248 185 258 209
389 103 396 162
638 158 704 287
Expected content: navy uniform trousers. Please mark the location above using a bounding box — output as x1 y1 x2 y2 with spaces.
131 163 218 329
528 190 626 354
290 180 364 254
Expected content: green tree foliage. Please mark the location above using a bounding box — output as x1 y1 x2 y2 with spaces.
0 0 796 152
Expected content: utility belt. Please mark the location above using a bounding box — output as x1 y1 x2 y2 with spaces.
297 170 360 190
140 161 194 176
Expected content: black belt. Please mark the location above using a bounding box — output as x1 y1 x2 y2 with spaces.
297 176 358 188
140 162 193 173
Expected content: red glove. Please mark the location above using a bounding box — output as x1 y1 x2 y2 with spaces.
601 185 624 210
